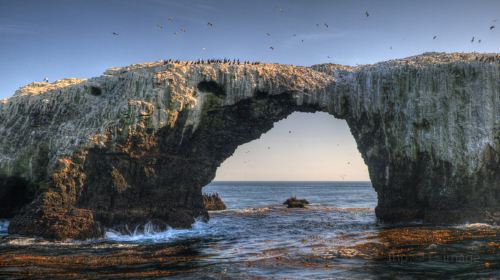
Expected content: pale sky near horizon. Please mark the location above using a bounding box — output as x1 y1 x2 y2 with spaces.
214 112 370 181
1 0 498 181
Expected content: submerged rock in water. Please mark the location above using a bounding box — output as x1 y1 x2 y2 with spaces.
203 193 226 211
283 196 310 208
0 53 498 240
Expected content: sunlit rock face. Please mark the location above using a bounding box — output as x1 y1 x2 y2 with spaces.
0 53 498 240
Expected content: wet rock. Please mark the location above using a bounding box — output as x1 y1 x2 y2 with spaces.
203 193 226 211
8 191 103 240
0 53 498 239
283 196 309 208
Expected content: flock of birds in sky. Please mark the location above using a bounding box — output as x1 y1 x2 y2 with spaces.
110 9 497 57
110 10 375 53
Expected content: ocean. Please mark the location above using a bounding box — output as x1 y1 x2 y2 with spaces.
1 181 500 279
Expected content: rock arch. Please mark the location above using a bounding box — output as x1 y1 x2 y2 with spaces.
0 53 498 239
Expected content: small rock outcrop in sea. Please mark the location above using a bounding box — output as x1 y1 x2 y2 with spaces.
0 52 498 240
203 193 226 211
283 196 310 208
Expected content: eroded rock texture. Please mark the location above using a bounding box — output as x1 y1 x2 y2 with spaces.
0 53 498 239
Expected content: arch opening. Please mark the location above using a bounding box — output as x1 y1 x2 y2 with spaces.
203 112 375 210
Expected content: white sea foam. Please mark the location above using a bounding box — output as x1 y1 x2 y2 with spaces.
458 223 494 229
233 207 271 214
105 219 210 242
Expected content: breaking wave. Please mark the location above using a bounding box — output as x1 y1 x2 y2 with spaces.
105 219 211 243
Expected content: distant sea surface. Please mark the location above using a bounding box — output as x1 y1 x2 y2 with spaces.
1 181 500 279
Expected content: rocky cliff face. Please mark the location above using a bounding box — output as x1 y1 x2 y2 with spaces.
321 53 500 223
0 53 498 240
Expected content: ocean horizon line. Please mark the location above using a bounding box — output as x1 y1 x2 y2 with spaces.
209 180 372 183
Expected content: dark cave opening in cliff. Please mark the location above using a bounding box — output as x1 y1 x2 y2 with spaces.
203 112 375 210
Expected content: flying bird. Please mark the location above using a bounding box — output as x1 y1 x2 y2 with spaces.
433 35 437 40
471 36 475 43
316 23 320 27
289 130 292 134
327 55 331 58
301 39 304 43
112 32 119 36
365 11 370 17
490 25 495 30
43 77 49 82
267 146 271 150
478 39 482 43
168 17 173 22
207 22 213 27
292 34 297 37
269 46 274 50
266 32 271 36
324 23 329 28
156 24 163 30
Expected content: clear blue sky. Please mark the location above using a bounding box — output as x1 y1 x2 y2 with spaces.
1 0 498 180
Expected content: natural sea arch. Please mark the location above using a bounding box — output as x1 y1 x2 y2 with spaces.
3 54 499 240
